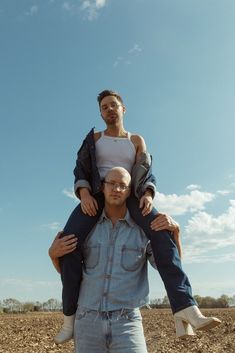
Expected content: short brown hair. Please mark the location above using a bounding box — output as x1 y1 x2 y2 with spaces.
97 90 124 106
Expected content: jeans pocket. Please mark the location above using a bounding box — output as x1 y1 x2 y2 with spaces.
75 308 88 321
124 309 142 321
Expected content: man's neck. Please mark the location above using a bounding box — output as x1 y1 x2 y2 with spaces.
104 204 127 226
104 125 127 137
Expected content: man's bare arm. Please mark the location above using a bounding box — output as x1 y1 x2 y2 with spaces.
130 134 147 162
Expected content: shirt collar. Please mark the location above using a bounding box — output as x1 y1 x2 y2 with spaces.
98 209 135 228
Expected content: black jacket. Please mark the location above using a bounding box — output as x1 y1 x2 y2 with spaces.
73 128 157 199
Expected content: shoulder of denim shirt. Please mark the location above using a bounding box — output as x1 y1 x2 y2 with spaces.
97 209 135 228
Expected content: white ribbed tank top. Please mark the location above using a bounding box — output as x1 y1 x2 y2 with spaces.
95 131 136 179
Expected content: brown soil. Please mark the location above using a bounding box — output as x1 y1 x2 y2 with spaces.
0 308 234 353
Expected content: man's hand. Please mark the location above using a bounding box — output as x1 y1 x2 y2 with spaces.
150 213 182 258
48 232 78 274
49 232 78 260
139 190 153 216
80 188 98 216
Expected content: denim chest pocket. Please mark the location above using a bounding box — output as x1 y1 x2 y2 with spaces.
121 245 144 271
83 244 100 269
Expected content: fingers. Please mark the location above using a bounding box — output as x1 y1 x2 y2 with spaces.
151 217 165 228
63 234 76 240
81 198 98 216
62 234 78 246
151 221 171 231
81 203 86 214
140 195 153 216
151 214 167 230
84 204 96 216
64 241 78 255
150 214 179 232
89 201 98 216
139 196 144 209
151 223 167 231
51 234 78 257
63 238 77 248
142 202 152 216
55 231 64 239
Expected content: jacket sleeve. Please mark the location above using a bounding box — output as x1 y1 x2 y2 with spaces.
73 139 92 198
146 242 157 269
141 158 157 197
131 152 157 199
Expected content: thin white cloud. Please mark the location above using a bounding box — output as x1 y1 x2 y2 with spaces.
81 0 108 20
26 5 38 16
154 189 215 216
217 190 231 196
186 184 201 191
96 0 107 8
113 57 131 67
114 44 143 67
62 1 73 12
62 187 77 201
43 222 61 231
54 0 108 20
128 44 142 56
228 173 235 179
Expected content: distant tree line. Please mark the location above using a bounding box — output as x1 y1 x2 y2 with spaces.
150 294 235 309
1 294 235 314
0 298 62 314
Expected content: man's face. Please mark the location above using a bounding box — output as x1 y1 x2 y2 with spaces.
100 95 126 126
103 169 131 207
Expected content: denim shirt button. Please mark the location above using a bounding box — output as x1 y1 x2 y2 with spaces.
103 292 108 296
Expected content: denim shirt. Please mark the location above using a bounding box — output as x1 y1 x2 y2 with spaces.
78 210 156 311
73 128 157 199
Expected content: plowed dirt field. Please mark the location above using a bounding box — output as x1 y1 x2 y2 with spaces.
0 308 234 353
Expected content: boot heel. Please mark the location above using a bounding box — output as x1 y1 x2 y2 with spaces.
174 317 195 338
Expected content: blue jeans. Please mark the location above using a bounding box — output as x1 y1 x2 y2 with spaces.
60 192 196 315
74 307 148 353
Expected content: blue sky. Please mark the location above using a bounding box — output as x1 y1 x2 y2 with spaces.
0 0 235 302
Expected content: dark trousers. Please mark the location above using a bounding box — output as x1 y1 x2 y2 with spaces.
60 192 196 316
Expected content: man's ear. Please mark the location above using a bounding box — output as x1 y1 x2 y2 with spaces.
122 105 126 114
126 187 131 198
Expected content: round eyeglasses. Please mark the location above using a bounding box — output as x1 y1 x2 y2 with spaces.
104 181 130 191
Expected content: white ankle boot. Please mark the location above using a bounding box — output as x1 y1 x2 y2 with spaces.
174 305 221 338
54 314 75 344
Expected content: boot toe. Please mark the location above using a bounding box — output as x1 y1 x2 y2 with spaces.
54 329 73 344
196 317 221 331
